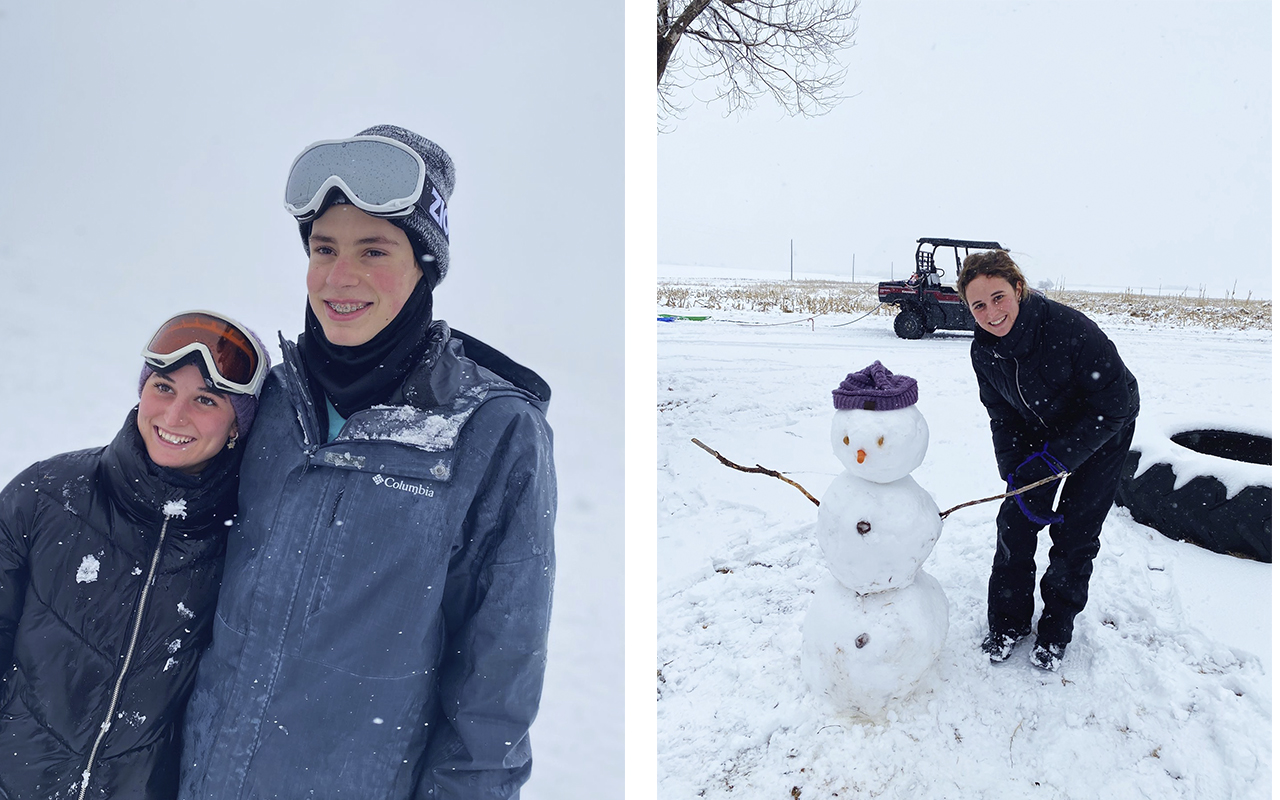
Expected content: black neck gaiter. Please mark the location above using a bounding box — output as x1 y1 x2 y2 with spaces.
299 276 434 418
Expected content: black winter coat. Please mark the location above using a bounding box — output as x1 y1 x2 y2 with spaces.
971 291 1140 478
0 410 239 800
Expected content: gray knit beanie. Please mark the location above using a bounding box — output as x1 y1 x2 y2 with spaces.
296 124 456 290
832 361 919 411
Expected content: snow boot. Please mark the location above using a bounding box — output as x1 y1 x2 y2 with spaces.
1030 640 1066 672
980 628 1029 663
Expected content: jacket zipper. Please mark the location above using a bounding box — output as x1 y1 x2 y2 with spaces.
282 339 323 452
76 509 178 800
1003 354 1049 430
995 351 1051 430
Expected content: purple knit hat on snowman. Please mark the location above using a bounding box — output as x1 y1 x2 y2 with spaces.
832 361 918 411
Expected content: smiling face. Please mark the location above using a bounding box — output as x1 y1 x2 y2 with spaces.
136 364 238 474
965 274 1023 337
307 204 423 346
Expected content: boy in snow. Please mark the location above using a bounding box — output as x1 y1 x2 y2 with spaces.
178 126 556 799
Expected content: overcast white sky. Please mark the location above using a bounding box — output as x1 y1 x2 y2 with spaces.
0 1 622 357
659 0 1271 300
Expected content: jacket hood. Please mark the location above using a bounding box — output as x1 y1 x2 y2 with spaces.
393 322 550 414
449 328 551 404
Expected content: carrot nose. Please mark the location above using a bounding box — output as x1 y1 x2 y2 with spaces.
856 449 866 464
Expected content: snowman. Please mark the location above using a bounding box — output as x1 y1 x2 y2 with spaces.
802 361 949 717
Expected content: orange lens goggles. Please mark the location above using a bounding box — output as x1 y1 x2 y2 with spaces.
142 311 265 396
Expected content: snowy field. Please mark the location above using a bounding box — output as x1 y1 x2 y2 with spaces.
656 299 1271 798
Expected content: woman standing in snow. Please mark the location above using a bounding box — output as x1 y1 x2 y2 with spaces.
958 251 1139 672
0 310 268 799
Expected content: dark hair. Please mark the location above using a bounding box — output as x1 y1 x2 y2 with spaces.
957 250 1028 303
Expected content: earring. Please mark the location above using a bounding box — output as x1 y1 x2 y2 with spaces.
226 432 239 450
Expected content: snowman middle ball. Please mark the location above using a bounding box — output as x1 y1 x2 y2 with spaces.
830 404 930 483
817 471 941 593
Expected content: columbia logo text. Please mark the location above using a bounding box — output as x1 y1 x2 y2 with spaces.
372 474 435 497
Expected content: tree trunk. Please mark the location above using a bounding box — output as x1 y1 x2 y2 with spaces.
658 0 716 84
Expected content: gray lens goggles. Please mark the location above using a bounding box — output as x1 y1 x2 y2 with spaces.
284 136 427 221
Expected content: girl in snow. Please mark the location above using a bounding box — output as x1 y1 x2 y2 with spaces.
0 310 268 799
958 251 1139 672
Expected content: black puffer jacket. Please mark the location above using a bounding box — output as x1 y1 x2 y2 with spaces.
0 409 239 800
971 291 1140 478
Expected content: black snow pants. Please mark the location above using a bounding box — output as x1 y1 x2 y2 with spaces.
987 420 1137 645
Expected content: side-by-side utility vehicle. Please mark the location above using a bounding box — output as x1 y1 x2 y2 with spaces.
877 238 1008 339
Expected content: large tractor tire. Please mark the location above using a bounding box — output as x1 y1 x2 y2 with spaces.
1115 429 1271 562
893 309 925 340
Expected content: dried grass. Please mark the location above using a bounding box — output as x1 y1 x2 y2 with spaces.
657 279 1272 331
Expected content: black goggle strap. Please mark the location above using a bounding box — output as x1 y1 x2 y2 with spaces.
294 175 450 244
144 344 255 395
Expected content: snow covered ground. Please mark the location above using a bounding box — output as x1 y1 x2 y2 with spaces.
656 300 1270 798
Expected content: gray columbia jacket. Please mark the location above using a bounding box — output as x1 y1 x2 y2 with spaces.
178 322 556 800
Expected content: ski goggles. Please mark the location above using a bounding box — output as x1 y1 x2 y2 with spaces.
284 135 429 222
142 311 267 397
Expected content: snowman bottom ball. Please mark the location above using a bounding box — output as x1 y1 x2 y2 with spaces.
802 571 949 716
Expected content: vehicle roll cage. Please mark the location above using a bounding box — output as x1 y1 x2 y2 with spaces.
915 238 1007 277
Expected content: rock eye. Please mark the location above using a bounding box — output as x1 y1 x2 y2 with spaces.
843 436 849 446
877 436 885 447
855 633 870 649
856 520 871 535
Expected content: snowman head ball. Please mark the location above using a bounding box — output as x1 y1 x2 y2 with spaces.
830 361 929 482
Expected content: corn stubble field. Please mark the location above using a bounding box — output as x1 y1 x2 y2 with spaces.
656 278 1272 330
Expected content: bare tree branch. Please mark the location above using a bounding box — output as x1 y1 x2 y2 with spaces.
937 472 1070 520
690 438 821 506
658 0 859 124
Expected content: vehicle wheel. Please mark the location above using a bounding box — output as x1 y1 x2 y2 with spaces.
893 310 925 340
1114 429 1271 562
